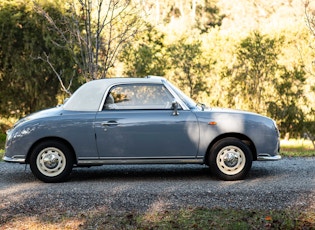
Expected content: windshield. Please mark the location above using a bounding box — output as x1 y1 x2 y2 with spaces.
166 81 197 109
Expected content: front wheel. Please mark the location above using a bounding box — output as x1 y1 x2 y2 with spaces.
29 141 74 183
209 138 253 181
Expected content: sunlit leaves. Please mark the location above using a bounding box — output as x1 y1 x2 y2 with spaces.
167 37 210 100
119 24 167 77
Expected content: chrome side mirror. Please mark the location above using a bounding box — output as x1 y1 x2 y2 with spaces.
172 101 179 116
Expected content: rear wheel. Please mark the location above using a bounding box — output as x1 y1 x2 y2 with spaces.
30 141 74 183
209 138 253 181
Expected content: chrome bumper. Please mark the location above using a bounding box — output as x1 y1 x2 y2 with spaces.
257 154 281 161
3 156 26 163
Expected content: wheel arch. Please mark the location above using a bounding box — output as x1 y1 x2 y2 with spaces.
25 137 77 164
205 133 257 164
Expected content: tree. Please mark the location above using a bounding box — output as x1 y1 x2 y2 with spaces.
267 66 307 138
160 0 224 33
35 0 144 86
223 31 307 138
119 24 167 77
167 37 211 100
194 0 225 33
223 31 282 113
301 0 315 145
0 0 77 117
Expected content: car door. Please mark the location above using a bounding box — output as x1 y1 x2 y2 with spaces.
94 83 199 159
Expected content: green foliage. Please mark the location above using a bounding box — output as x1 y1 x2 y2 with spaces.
304 121 315 135
222 31 308 137
223 31 282 113
0 132 5 144
0 0 78 117
268 66 307 137
0 131 6 160
119 24 167 77
0 150 4 161
162 0 224 34
194 0 225 33
167 37 211 100
41 0 144 81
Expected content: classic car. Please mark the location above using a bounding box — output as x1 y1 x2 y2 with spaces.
3 76 281 182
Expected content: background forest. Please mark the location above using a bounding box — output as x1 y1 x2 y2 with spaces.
1 0 315 139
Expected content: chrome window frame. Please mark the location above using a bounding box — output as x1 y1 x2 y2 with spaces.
98 82 190 111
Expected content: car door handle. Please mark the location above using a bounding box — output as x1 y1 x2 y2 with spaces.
101 121 118 126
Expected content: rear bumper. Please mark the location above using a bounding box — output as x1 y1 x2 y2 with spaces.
257 154 281 161
3 155 26 163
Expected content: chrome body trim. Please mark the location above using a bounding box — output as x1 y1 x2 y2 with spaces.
77 158 204 165
257 154 281 161
3 155 26 163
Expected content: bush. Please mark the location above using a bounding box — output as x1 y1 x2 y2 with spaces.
304 122 315 135
0 132 6 149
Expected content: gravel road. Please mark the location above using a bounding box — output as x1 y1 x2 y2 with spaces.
0 157 314 221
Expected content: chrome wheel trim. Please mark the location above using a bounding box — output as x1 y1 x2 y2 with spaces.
36 147 66 177
216 145 246 175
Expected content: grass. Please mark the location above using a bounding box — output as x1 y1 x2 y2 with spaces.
280 139 315 157
0 150 3 160
1 207 314 229
83 208 315 229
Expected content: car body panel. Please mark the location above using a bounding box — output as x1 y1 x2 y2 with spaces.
5 108 99 161
195 109 280 159
4 77 281 169
94 110 199 159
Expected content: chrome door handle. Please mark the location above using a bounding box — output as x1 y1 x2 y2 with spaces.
102 121 118 126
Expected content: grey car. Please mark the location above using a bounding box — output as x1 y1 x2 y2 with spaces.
3 76 281 182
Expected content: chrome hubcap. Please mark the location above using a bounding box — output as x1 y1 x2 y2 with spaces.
223 152 239 167
37 147 66 177
216 146 246 175
43 153 59 169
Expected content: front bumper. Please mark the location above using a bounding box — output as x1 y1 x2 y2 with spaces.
257 153 281 161
3 155 26 163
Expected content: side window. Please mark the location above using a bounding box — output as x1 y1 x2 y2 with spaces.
103 84 175 110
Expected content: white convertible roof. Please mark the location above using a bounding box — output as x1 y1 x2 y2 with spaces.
63 77 167 111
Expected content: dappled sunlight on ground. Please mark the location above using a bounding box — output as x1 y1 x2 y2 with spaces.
1 216 84 230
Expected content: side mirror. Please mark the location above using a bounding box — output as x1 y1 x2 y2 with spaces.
172 101 179 116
